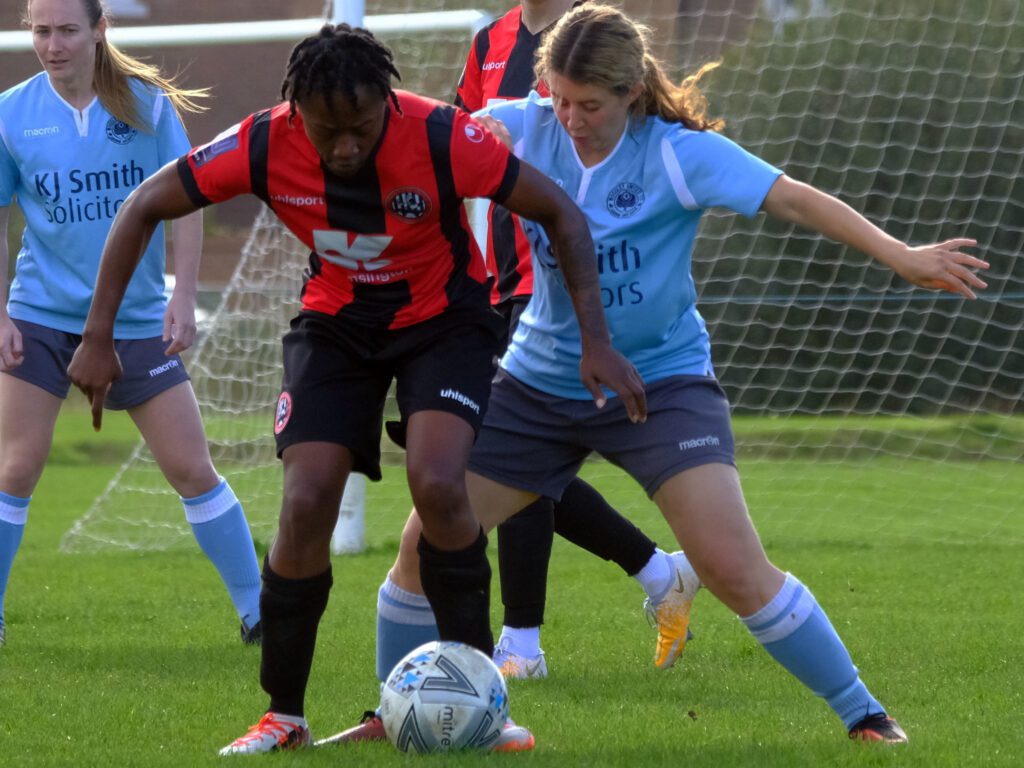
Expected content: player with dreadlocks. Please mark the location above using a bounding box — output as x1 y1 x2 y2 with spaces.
68 23 645 755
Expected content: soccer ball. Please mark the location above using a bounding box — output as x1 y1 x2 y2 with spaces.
380 640 509 753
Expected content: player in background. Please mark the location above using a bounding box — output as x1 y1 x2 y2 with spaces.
0 0 262 649
352 3 990 744
355 5 698 724
68 23 644 754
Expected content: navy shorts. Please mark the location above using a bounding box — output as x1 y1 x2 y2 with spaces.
4 318 190 410
273 308 504 481
469 371 736 500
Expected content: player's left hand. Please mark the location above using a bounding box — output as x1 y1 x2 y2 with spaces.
891 238 988 299
580 343 648 423
68 338 123 431
475 115 513 150
163 291 198 355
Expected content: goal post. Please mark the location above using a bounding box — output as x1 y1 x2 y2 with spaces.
58 1 1024 553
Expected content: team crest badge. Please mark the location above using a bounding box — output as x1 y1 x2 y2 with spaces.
274 392 292 435
464 123 485 143
606 182 645 218
387 188 432 221
105 118 137 145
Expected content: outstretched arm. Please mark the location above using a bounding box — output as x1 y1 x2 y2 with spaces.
68 162 201 429
761 175 988 298
498 161 647 422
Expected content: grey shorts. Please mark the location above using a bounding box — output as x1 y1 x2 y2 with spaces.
4 318 190 410
468 370 736 500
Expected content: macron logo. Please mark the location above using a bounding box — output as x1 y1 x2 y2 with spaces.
440 388 480 414
678 435 721 451
148 359 181 378
24 125 60 138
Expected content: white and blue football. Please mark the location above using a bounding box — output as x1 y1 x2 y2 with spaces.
380 640 509 753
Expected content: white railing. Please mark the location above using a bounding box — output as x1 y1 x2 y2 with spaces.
0 10 492 51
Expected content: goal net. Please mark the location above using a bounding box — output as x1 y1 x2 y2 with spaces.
62 0 1024 553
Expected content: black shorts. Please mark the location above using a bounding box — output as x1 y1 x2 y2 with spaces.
273 308 504 480
4 318 190 410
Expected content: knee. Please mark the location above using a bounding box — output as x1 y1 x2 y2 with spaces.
163 462 220 499
407 465 465 522
0 449 48 497
280 481 342 542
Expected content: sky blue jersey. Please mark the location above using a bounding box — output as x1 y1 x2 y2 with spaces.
476 93 783 399
0 73 191 337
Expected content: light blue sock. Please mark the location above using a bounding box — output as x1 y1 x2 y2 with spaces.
376 575 438 682
0 492 29 626
741 573 886 728
183 478 261 627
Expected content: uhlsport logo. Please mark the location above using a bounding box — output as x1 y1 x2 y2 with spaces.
105 117 137 145
274 392 292 435
606 182 645 218
440 388 480 414
387 188 432 221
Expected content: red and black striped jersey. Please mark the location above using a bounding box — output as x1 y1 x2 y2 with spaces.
454 4 579 307
177 90 519 329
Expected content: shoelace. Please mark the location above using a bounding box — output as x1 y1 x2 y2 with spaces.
233 714 299 747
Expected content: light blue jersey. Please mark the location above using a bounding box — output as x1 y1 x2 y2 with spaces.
477 93 782 399
0 73 191 337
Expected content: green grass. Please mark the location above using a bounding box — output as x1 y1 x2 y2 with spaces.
1 406 1022 766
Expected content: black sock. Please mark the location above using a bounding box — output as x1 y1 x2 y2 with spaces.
496 498 554 627
417 529 494 656
259 558 333 717
554 477 657 575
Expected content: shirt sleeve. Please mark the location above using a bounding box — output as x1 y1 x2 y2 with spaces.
664 129 783 218
0 119 18 206
449 109 519 205
454 29 485 112
176 118 253 208
473 95 531 155
152 91 192 167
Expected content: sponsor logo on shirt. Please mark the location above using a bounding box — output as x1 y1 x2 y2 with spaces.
606 182 645 218
313 229 394 272
440 388 480 414
148 359 181 378
270 193 325 207
192 127 241 168
678 435 721 451
33 160 145 224
23 125 60 138
481 61 507 72
105 118 137 145
386 187 432 221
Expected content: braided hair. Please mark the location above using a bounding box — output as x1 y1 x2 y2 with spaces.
282 24 402 118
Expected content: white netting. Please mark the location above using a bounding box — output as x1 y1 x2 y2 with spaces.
62 0 1024 552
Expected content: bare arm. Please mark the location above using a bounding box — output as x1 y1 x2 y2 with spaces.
498 161 647 421
762 175 988 298
0 206 24 370
68 162 201 428
164 210 203 355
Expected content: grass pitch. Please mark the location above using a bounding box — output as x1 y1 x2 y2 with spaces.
1 406 1021 767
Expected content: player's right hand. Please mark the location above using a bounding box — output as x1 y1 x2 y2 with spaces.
67 339 123 431
0 315 24 371
580 342 648 423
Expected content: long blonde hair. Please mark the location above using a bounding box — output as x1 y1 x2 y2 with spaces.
25 0 208 130
535 3 723 132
